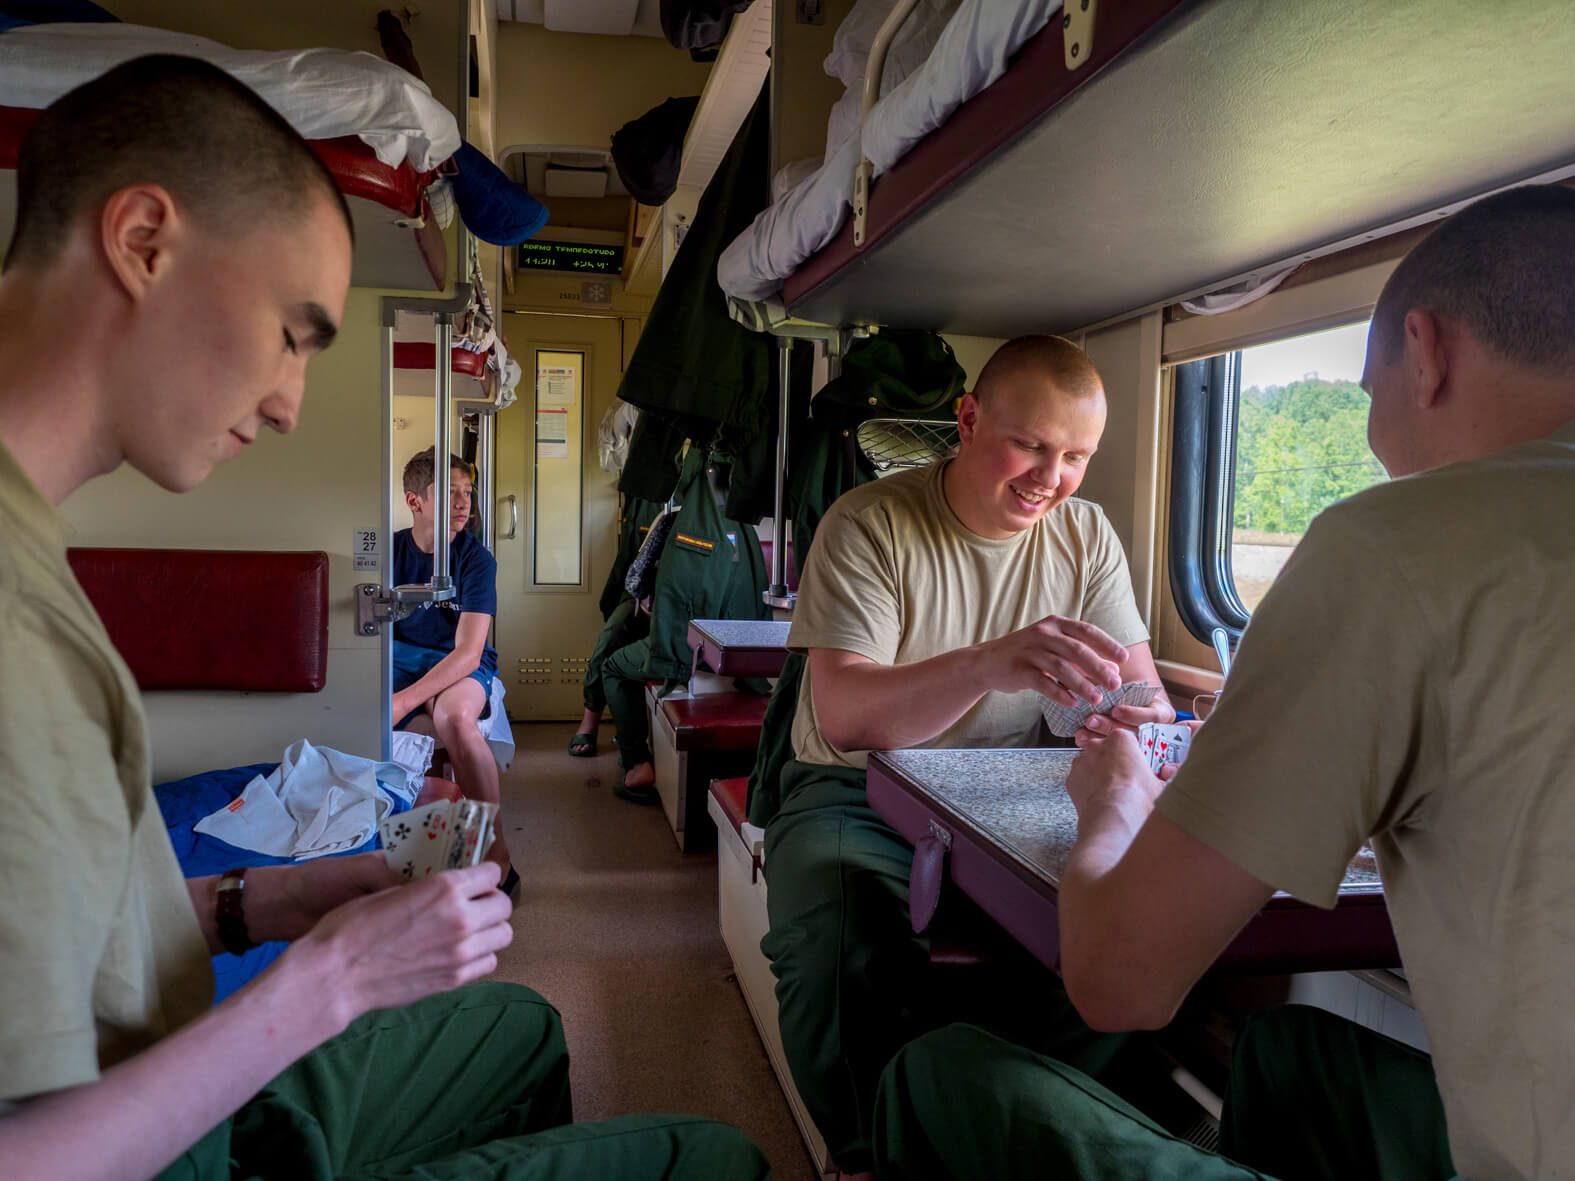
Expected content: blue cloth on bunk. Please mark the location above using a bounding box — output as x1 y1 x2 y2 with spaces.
156 762 411 1003
0 1 118 32
449 140 549 246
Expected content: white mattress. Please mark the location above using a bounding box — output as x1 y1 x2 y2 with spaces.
718 0 1061 305
0 22 460 172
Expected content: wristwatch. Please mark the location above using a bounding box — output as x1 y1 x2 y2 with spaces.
215 868 258 955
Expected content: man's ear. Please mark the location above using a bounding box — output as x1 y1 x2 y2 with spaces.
956 391 981 444
1401 309 1448 410
100 185 181 301
404 489 424 514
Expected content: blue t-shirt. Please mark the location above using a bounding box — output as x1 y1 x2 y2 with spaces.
393 528 499 671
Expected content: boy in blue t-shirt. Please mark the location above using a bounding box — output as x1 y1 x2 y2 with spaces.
392 448 515 895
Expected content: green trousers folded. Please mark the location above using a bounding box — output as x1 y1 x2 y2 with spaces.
874 1008 1456 1181
157 983 768 1180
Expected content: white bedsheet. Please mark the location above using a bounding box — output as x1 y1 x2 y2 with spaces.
0 22 460 172
718 0 1061 304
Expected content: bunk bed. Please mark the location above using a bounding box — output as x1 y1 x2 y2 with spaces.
722 0 1575 337
0 21 465 290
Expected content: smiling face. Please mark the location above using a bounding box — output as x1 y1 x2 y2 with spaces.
946 372 1107 538
113 191 352 492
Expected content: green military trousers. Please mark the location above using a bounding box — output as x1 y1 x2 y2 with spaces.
874 1008 1457 1181
584 599 647 716
158 982 768 1180
602 637 657 772
761 761 1135 1174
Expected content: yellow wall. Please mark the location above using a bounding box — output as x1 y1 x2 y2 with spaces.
63 288 391 781
493 23 713 152
771 0 853 173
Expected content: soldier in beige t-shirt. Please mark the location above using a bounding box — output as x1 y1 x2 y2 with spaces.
874 188 1575 1181
761 335 1175 1176
0 58 767 1181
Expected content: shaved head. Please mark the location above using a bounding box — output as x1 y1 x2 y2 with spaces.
5 53 352 270
974 335 1104 405
1371 184 1575 374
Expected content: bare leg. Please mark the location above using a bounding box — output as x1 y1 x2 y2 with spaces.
577 706 601 737
431 680 511 875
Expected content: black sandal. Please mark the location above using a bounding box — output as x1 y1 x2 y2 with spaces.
567 732 598 758
499 866 521 902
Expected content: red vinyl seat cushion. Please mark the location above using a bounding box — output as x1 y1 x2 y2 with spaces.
660 693 769 752
68 547 330 693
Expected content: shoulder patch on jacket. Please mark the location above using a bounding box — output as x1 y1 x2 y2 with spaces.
673 532 715 555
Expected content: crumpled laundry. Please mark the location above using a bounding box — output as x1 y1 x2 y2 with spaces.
194 739 417 861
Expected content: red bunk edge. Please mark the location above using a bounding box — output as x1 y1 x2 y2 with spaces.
0 106 432 221
392 341 488 377
782 0 1194 312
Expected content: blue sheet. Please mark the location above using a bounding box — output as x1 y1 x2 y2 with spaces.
155 763 409 1002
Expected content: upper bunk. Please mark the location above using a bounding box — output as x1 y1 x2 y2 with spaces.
0 20 464 291
724 0 1575 337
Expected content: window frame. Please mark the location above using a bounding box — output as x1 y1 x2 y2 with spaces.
1168 350 1251 642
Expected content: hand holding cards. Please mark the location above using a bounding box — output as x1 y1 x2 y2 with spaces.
1137 722 1193 773
379 798 499 881
1042 681 1160 738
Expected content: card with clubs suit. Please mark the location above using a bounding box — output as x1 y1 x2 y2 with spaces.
379 798 498 881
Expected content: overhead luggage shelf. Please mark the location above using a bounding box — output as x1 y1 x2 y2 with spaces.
781 0 1575 337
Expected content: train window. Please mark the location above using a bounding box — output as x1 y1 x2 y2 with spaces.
532 349 586 586
1169 321 1386 640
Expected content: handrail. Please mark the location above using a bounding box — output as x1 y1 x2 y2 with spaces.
852 0 921 248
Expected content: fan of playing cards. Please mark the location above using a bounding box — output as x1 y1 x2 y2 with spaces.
1137 721 1193 773
379 798 499 881
1040 681 1160 738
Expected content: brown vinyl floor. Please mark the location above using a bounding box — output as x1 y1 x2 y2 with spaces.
491 722 820 1180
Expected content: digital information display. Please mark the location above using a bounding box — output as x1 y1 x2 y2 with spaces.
517 240 623 275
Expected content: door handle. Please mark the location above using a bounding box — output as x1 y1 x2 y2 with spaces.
499 494 518 541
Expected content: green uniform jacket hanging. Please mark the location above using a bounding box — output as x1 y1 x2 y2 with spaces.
641 447 770 683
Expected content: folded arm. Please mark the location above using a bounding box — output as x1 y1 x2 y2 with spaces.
809 614 1129 754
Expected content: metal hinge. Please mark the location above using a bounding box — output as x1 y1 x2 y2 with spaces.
927 819 953 849
1063 0 1097 70
354 581 455 637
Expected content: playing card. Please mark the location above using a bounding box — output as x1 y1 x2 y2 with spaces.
379 800 453 880
1041 681 1160 738
380 798 498 881
1137 722 1193 773
446 800 499 870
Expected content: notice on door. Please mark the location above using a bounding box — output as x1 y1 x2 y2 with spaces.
538 364 577 405
536 407 569 458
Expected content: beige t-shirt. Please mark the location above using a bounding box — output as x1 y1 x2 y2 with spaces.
0 442 212 1102
789 461 1149 769
1157 419 1575 1179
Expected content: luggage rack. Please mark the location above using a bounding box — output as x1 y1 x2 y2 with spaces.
856 417 959 473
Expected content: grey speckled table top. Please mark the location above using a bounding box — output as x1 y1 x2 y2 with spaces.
877 747 1382 894
689 619 792 649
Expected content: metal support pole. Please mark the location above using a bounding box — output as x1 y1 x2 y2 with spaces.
767 336 794 605
478 410 497 551
432 313 455 592
379 320 394 760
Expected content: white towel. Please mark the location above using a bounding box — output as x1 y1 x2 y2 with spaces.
194 739 416 862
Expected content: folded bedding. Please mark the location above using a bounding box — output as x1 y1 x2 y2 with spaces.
717 0 1062 304
0 21 460 170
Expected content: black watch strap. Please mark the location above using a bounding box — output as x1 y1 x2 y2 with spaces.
215 868 257 956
